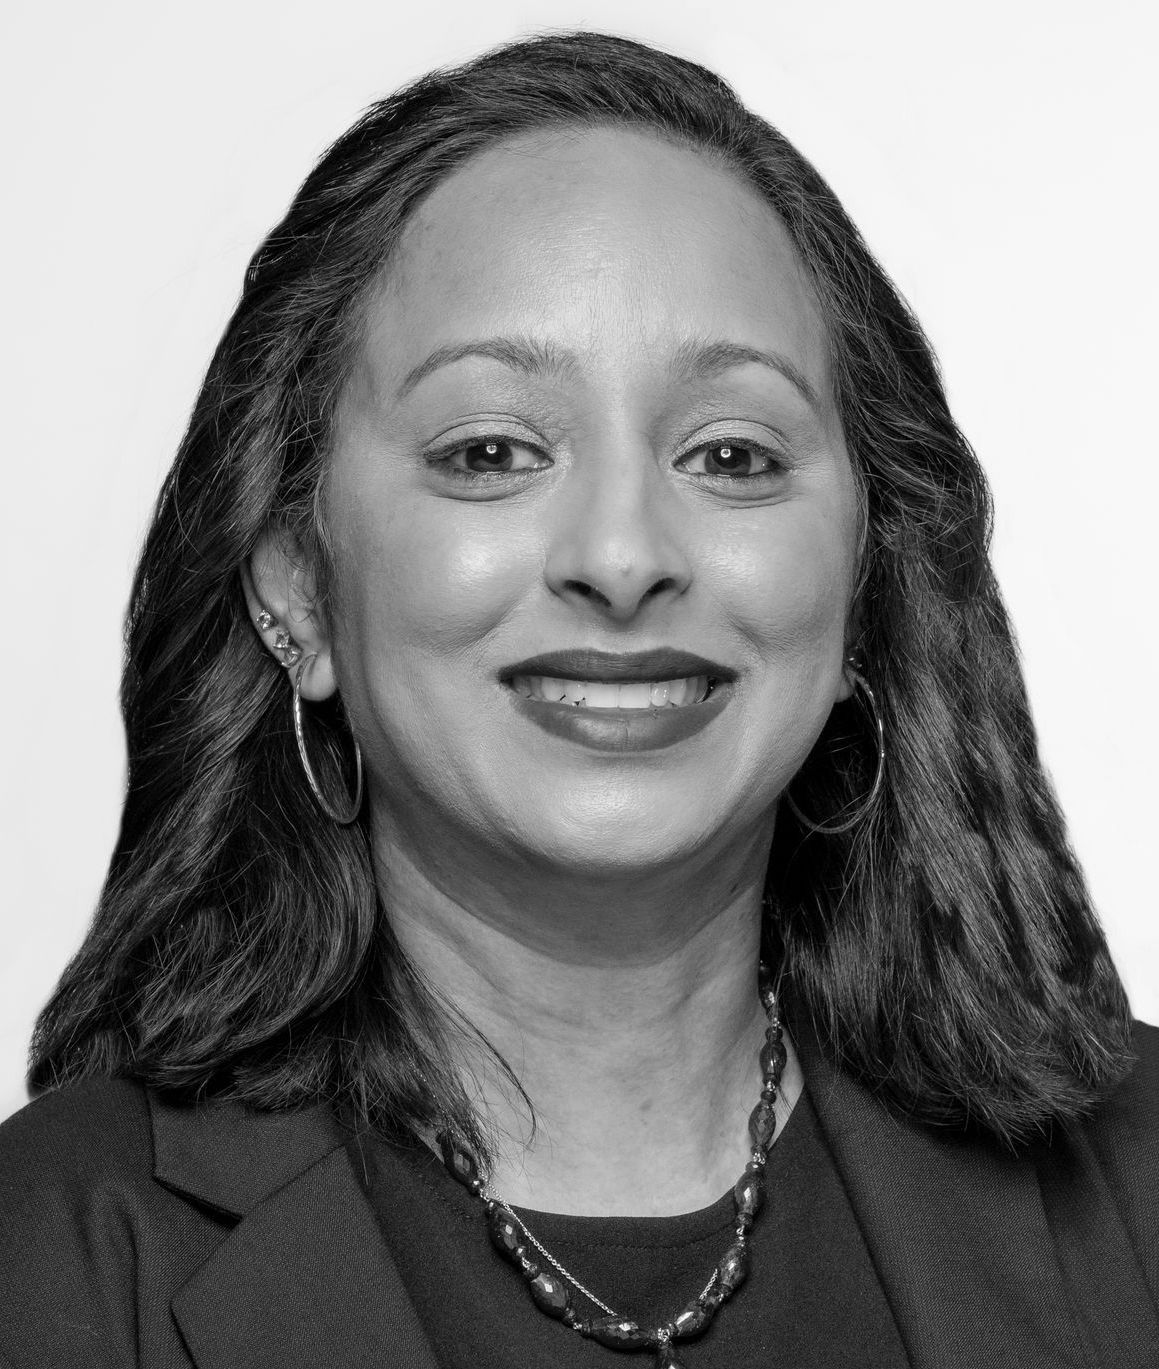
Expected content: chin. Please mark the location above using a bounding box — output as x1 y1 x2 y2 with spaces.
507 802 731 880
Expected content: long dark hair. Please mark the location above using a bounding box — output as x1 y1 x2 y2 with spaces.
30 30 1132 1151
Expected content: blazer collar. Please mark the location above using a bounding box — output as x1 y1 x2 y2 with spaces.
796 1020 1158 1369
151 1090 344 1217
151 1092 440 1369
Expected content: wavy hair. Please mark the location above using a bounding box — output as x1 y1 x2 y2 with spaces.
30 30 1132 1151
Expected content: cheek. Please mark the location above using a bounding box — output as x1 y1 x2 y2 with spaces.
720 512 855 783
711 508 855 662
334 493 535 665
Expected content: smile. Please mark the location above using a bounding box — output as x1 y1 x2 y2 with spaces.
509 675 713 708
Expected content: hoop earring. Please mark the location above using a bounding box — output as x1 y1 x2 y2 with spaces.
292 654 364 825
785 669 885 835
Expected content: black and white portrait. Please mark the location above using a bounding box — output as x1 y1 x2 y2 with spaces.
2 4 1156 1367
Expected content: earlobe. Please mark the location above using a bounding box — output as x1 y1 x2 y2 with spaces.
835 653 859 703
241 534 338 702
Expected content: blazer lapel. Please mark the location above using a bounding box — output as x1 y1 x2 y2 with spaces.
151 1094 439 1369
796 1027 1093 1369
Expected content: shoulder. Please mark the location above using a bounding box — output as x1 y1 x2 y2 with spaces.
0 1077 175 1368
1069 1020 1159 1286
1084 1019 1159 1151
0 1073 153 1193
0 1074 159 1247
0 1077 370 1367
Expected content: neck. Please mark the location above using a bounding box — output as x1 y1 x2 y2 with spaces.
374 818 803 1217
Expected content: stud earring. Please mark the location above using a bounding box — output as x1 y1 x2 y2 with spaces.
254 610 302 667
272 628 301 666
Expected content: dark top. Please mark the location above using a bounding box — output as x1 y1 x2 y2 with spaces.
0 1019 1156 1369
358 1084 908 1368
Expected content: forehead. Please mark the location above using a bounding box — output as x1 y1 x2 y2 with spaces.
365 125 828 391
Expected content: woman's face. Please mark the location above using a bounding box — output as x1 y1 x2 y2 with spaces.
324 127 860 881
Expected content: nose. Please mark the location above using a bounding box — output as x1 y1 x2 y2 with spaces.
543 439 693 622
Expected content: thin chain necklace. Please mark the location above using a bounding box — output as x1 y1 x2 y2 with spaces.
438 967 786 1368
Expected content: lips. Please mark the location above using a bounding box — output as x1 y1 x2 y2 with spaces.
498 647 735 751
500 647 736 686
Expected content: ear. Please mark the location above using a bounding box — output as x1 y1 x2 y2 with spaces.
241 531 338 703
834 655 858 703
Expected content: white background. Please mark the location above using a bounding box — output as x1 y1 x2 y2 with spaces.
2 0 1155 1123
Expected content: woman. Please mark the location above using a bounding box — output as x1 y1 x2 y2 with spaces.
1 29 1154 1369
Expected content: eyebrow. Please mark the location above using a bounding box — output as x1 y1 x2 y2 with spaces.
669 337 821 411
397 336 577 398
396 333 820 410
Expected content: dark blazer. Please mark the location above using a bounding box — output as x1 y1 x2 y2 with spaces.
2 1023 1157 1369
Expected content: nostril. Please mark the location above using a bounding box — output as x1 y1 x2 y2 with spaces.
564 580 613 608
561 574 678 613
645 576 679 600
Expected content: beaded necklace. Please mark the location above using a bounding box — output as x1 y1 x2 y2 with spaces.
438 970 785 1368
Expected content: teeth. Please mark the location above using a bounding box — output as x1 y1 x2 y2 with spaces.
583 681 622 709
617 683 652 709
513 675 712 709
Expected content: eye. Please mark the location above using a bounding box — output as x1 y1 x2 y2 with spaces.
438 437 550 478
677 441 785 479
